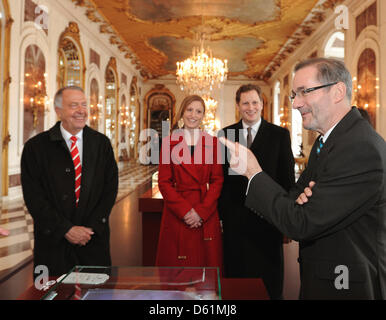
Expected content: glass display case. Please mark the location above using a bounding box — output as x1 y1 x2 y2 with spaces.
41 266 221 300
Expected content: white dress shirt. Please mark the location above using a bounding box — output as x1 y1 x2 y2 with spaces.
320 123 338 143
60 123 83 165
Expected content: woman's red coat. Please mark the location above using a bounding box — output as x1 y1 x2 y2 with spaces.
156 130 224 270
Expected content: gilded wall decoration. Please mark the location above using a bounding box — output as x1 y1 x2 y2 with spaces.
89 78 99 130
356 1 377 39
129 77 141 159
1 0 12 195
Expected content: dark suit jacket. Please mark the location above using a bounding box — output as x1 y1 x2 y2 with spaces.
246 108 386 299
21 122 118 276
218 118 295 298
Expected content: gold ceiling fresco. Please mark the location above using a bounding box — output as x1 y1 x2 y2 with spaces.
71 0 344 81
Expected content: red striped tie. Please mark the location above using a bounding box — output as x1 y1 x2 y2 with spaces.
70 136 81 207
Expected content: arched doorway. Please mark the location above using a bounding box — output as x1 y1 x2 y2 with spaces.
144 84 175 136
324 31 345 60
356 48 376 128
23 45 47 143
57 22 86 89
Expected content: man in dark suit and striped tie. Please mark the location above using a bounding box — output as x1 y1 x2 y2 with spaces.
220 58 386 299
21 86 118 277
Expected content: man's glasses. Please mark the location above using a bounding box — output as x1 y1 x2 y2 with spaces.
289 82 338 104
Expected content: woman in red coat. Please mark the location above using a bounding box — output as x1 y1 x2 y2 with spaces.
156 95 224 271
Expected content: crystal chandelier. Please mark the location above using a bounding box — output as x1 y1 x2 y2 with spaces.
202 96 220 134
176 35 228 96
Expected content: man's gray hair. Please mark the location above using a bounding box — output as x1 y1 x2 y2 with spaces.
54 86 85 108
294 57 352 103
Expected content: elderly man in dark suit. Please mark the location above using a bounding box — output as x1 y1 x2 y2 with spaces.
218 84 295 299
21 86 118 277
221 58 386 299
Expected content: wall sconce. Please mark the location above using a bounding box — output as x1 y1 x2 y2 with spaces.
27 79 48 129
23 69 49 129
120 104 128 126
89 97 103 128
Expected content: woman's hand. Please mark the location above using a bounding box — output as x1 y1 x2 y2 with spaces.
184 209 203 228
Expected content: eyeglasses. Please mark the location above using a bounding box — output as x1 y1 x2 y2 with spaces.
289 82 338 104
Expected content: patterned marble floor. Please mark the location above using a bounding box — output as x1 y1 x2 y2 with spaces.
0 161 158 281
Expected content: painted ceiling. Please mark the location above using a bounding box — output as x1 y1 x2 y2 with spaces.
71 0 344 81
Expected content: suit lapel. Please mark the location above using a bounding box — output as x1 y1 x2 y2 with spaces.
170 131 200 182
77 126 95 213
222 122 243 175
232 118 267 152
222 120 243 144
249 118 267 152
305 136 322 181
49 121 71 154
195 132 214 182
320 107 361 152
308 107 362 181
236 121 247 147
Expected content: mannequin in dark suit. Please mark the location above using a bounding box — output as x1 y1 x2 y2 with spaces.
21 86 118 277
218 84 295 299
221 58 386 299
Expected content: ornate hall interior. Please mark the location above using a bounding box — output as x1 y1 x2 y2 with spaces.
0 0 384 300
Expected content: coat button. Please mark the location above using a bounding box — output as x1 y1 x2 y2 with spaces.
62 194 68 201
101 218 106 223
65 168 71 173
